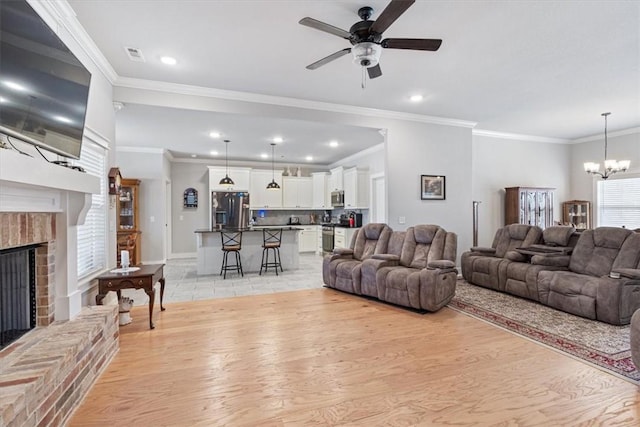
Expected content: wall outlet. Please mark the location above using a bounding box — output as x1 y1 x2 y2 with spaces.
150 216 155 223
398 216 406 224
179 215 184 221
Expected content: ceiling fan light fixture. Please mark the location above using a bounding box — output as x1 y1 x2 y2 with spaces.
352 42 381 68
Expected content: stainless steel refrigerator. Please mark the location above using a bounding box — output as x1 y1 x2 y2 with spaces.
211 191 250 229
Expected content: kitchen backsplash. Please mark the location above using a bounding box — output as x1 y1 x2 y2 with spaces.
250 208 368 226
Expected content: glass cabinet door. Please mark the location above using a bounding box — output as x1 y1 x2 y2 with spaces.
119 185 135 230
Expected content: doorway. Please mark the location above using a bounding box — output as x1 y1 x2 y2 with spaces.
370 173 386 223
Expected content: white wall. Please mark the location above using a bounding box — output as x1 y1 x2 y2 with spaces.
472 134 571 247
569 129 640 202
170 161 211 255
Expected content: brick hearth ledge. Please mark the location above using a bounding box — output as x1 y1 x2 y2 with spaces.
0 305 118 427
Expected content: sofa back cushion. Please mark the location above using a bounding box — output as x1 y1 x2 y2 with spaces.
569 227 633 276
353 223 392 261
543 225 576 246
612 231 640 270
386 231 406 257
400 225 450 268
494 224 542 257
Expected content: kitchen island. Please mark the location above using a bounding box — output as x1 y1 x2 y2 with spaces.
194 227 302 275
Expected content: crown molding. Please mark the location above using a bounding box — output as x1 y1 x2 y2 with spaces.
115 77 477 129
29 0 117 84
472 129 570 144
571 127 640 144
328 143 385 169
116 146 167 154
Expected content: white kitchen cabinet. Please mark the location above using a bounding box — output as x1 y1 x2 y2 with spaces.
328 166 344 192
283 177 313 208
312 172 331 209
343 167 369 209
209 166 251 192
298 226 317 252
334 227 359 249
316 225 323 255
250 169 283 208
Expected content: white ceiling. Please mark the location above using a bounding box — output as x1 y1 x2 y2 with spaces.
67 0 640 163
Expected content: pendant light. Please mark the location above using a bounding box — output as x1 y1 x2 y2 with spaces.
584 112 630 180
219 139 234 187
266 143 280 190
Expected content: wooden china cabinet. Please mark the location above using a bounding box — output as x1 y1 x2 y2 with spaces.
505 186 555 230
117 178 142 266
562 200 591 230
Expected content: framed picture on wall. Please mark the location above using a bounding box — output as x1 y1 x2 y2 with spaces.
421 175 446 200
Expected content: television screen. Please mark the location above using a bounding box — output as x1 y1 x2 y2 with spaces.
0 0 92 160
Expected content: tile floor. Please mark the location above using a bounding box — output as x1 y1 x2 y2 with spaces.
121 253 325 306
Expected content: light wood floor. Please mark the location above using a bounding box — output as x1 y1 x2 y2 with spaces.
69 288 640 426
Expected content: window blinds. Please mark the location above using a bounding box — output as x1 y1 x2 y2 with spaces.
75 142 107 279
597 176 640 229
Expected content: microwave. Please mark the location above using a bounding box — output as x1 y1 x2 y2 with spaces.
331 190 345 207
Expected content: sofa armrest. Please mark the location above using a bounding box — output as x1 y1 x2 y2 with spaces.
427 260 456 270
531 254 571 267
469 246 496 255
505 251 528 262
362 257 399 271
372 254 400 262
613 269 640 280
332 247 354 257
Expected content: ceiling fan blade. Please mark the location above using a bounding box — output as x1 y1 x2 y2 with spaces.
299 17 351 39
306 48 351 70
381 38 442 51
367 64 382 79
369 0 415 35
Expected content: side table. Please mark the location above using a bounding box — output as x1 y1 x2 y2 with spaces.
96 264 166 329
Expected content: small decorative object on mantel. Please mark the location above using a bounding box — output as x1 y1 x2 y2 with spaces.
421 175 446 200
183 188 198 208
108 167 122 195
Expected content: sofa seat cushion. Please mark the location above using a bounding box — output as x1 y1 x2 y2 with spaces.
538 270 599 320
378 266 422 309
334 260 363 294
468 256 506 291
504 263 554 302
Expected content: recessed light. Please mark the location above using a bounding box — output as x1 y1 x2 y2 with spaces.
260 153 268 159
409 94 423 102
191 154 197 158
305 156 313 162
0 96 7 103
273 136 283 143
209 150 218 156
329 140 339 148
160 56 177 65
209 131 221 138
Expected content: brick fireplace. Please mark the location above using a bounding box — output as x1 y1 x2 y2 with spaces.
0 212 57 329
0 148 118 426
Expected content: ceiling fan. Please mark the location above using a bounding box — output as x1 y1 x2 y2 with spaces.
299 0 442 79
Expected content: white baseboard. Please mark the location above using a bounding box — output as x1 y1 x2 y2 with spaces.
169 252 197 259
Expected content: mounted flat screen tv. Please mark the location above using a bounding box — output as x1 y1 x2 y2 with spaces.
0 0 92 159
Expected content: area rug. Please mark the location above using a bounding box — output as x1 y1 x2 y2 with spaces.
448 280 640 383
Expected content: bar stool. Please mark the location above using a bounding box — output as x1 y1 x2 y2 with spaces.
260 228 283 275
220 230 243 279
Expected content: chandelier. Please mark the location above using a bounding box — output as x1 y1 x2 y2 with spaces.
584 112 630 180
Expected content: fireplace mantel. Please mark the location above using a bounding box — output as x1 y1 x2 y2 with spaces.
0 147 101 322
0 148 99 224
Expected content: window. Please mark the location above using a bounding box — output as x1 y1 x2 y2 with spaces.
596 175 640 229
75 140 107 279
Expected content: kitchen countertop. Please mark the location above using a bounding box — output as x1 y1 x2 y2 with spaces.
194 226 305 233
